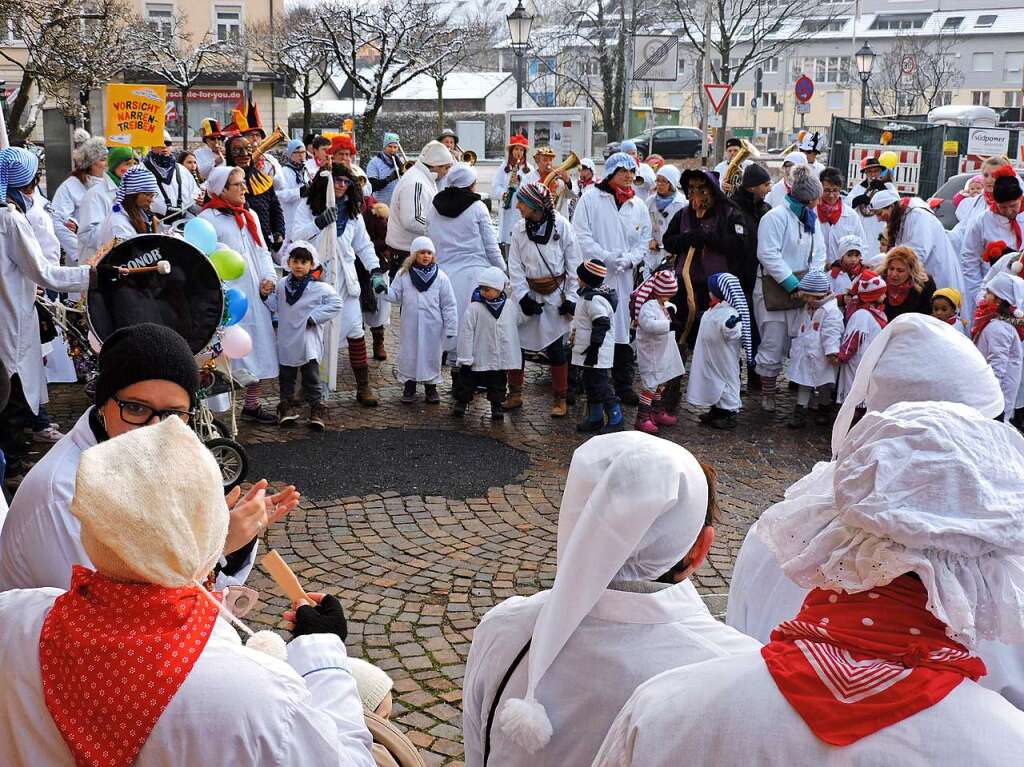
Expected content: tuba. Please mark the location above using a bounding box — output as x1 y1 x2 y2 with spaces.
461 148 478 166
544 151 581 209
248 126 287 195
723 139 760 193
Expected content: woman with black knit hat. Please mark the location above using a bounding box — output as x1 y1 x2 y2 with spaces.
0 322 299 592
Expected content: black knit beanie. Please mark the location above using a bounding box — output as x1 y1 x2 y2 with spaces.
94 323 200 408
993 174 1023 204
741 163 770 189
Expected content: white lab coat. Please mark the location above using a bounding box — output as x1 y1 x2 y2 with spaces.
571 291 616 368
786 299 843 388
493 163 533 243
976 317 1023 422
686 301 743 411
893 199 965 293
291 205 380 299
960 208 1024 321
819 204 866 265
264 278 343 368
76 176 118 262
273 162 309 239
593 649 1024 767
573 186 651 343
0 207 90 415
836 308 886 403
0 411 257 592
765 179 789 209
462 580 760 767
646 193 687 277
427 199 504 352
97 208 146 244
50 175 94 262
636 299 685 390
507 214 581 351
0 588 376 767
386 268 458 383
146 162 201 218
385 161 436 252
198 209 279 380
194 145 224 180
456 298 521 371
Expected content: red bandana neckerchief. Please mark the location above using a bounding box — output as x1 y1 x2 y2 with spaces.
201 195 264 248
830 260 862 281
612 184 635 207
886 281 913 306
971 298 1024 342
762 575 986 747
816 197 842 226
39 566 220 767
989 203 1024 250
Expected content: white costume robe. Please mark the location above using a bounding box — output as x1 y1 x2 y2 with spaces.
76 176 118 262
507 213 581 351
386 268 458 383
836 308 886 403
0 206 90 415
0 588 375 767
194 144 224 180
593 649 1024 767
492 163 532 244
959 207 1024 321
976 318 1023 422
646 192 687 277
198 209 279 380
893 199 964 293
462 580 759 767
686 300 743 411
273 161 309 240
146 162 201 218
0 410 257 592
786 299 843 389
456 299 521 371
385 161 437 253
97 209 146 244
819 204 866 265
572 186 651 344
636 299 685 390
49 175 94 263
765 178 789 209
427 199 504 353
264 278 344 368
571 291 616 368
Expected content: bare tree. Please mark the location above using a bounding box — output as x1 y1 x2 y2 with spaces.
247 8 331 137
866 33 964 117
139 13 233 149
310 0 464 149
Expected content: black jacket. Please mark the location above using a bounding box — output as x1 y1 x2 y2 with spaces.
729 187 772 294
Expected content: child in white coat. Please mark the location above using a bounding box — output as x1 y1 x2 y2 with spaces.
387 235 458 404
572 259 623 433
454 266 521 421
972 272 1024 423
632 269 685 433
687 272 749 430
829 233 863 315
837 270 888 403
262 241 343 429
785 270 844 428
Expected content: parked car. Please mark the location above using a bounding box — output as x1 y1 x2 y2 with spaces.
604 126 705 160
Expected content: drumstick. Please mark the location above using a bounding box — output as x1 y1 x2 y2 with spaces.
261 549 310 604
679 246 698 349
117 260 171 276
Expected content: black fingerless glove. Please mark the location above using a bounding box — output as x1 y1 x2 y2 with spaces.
293 594 348 641
519 295 544 316
583 343 600 367
314 208 338 230
299 184 309 199
558 299 576 316
725 314 741 329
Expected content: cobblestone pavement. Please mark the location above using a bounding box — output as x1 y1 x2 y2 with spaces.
40 322 832 767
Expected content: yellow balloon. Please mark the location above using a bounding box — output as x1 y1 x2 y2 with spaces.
879 151 899 170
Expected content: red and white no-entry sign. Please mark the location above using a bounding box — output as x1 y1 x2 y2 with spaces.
704 83 732 114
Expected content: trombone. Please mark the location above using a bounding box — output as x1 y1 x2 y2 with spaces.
543 151 581 209
457 144 477 165
393 141 416 176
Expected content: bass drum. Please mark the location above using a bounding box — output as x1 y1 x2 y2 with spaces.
87 234 224 354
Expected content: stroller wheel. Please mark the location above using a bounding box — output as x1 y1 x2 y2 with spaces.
204 437 249 491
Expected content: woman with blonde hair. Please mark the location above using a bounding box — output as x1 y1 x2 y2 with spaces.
882 245 935 320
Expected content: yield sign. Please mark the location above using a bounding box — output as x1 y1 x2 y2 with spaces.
704 83 731 114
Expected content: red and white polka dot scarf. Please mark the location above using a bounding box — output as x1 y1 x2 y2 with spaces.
39 566 220 767
761 575 987 746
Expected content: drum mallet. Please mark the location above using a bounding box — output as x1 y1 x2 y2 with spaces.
114 260 171 277
261 549 311 605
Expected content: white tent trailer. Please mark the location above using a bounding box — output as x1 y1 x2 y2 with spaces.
505 107 594 163
927 106 1000 128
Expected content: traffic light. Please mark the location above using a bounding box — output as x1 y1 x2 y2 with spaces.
755 67 764 99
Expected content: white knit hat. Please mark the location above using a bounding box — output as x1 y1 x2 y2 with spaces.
72 417 228 587
837 233 864 259
478 266 507 290
497 433 709 752
420 140 454 167
870 189 901 210
348 658 394 711
410 235 435 254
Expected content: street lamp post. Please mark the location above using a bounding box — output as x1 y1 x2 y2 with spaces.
855 42 876 121
507 0 534 110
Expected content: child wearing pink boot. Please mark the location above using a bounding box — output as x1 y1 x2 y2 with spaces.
632 269 685 433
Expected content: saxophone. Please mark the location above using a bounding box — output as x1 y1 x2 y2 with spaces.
502 163 522 210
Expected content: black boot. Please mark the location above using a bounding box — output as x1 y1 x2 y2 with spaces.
788 405 808 429
699 406 723 424
401 380 417 404
710 410 737 430
490 401 505 421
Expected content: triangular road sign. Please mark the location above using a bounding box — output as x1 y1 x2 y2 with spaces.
704 83 732 114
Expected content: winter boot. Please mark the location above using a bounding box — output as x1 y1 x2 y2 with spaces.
576 401 605 433
635 405 658 434
371 326 387 361
550 363 569 418
353 366 378 407
401 380 417 404
277 400 299 426
490 401 505 421
760 375 778 412
699 406 723 425
652 397 678 426
424 384 440 404
503 369 525 410
788 405 808 429
617 388 639 407
309 403 327 431
710 410 738 430
602 401 625 433
451 400 467 417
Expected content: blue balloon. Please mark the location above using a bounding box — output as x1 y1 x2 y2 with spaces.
183 217 218 255
223 287 249 327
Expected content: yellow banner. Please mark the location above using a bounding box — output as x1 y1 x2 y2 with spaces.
105 84 166 148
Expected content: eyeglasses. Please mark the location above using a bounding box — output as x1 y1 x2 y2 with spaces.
114 397 193 425
334 177 353 186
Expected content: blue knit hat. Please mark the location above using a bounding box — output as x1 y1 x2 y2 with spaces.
383 132 400 148
113 165 159 209
605 152 637 177
286 138 304 155
0 147 38 204
798 269 831 295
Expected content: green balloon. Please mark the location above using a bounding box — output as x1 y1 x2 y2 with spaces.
209 248 245 281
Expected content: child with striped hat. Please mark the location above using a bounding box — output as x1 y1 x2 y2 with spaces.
573 259 623 433
837 270 887 403
785 270 844 429
632 269 684 433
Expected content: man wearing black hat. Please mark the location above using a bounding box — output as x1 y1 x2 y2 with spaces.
714 138 751 191
0 323 299 591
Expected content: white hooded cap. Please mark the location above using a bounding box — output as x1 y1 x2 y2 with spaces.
478 266 508 291
760 400 1024 647
410 235 435 254
497 433 709 752
831 313 1003 455
205 165 238 197
282 239 321 268
870 189 901 210
655 164 681 189
985 271 1024 316
445 162 477 189
837 233 864 259
635 162 656 188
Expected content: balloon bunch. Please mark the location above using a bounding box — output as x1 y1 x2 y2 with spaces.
878 150 899 170
182 218 252 360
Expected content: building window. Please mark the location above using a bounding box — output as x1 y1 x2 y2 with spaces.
145 3 173 39
943 16 964 29
972 90 991 106
973 52 993 72
935 91 953 106
898 93 916 111
730 91 746 108
1005 91 1022 108
760 91 779 108
762 56 779 74
1005 52 1024 82
976 14 998 28
214 5 242 43
794 57 849 84
870 15 927 31
802 19 846 33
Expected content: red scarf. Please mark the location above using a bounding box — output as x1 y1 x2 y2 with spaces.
989 203 1024 250
830 260 862 280
762 576 985 746
201 195 264 248
971 298 1024 342
886 280 913 306
612 183 635 207
39 566 220 767
816 197 842 226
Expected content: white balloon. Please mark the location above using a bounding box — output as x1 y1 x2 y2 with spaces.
220 325 252 359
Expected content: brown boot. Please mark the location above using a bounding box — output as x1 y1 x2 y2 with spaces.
370 326 387 361
550 363 568 418
503 369 525 410
353 366 378 406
